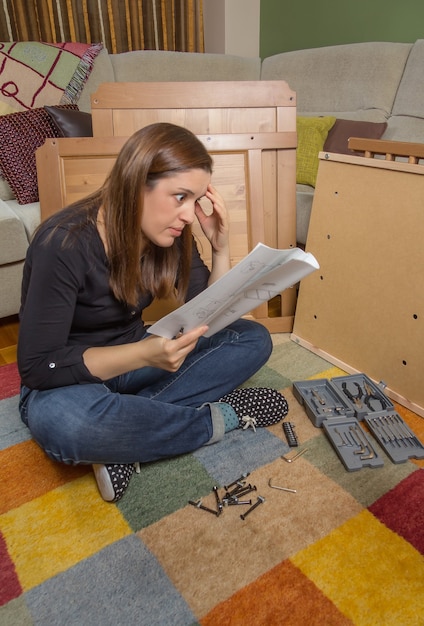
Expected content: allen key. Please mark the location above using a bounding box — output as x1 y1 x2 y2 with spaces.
268 478 296 493
350 424 376 460
282 447 308 463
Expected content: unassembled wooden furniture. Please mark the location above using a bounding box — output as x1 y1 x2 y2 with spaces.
348 137 424 163
37 80 297 331
90 80 297 330
292 141 424 416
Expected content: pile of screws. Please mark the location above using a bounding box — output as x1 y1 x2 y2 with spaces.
188 472 265 520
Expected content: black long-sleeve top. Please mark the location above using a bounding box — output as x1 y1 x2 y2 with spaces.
18 207 210 390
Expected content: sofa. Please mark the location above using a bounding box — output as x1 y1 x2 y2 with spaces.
2 39 424 319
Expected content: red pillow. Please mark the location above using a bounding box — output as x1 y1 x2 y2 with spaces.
0 105 77 204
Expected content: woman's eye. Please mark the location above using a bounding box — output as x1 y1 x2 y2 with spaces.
175 193 185 202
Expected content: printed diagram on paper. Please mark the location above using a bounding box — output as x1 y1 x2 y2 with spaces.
148 243 319 338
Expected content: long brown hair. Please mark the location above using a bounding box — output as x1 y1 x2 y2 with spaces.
62 123 213 306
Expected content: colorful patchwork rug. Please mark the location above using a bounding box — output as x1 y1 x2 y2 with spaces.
1 334 423 625
0 41 103 111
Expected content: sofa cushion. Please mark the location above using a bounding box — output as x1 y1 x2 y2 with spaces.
392 40 424 119
0 199 29 264
110 50 261 82
45 105 93 137
296 116 336 187
0 178 14 201
384 115 424 146
0 104 77 204
261 42 412 122
77 47 115 113
296 184 315 246
324 119 387 155
0 261 25 318
389 40 424 144
8 199 41 241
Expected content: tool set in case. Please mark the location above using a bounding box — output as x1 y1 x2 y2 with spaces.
293 373 424 471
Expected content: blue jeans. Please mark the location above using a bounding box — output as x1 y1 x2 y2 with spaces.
19 319 272 466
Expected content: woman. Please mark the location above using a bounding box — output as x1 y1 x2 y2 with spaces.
18 123 288 502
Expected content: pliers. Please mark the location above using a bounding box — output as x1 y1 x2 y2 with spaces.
363 381 386 411
342 382 363 408
342 380 386 411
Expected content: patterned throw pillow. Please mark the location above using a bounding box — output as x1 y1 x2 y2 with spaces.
0 41 103 112
296 116 337 187
0 104 78 204
0 101 18 115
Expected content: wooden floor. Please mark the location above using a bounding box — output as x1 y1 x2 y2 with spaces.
0 315 19 365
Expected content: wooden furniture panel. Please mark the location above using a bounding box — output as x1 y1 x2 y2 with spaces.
36 136 126 219
292 147 424 416
37 132 293 330
90 80 297 328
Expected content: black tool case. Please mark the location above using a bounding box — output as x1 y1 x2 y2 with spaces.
293 373 424 471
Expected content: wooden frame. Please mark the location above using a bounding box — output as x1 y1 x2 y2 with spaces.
89 80 297 330
37 129 296 330
90 81 297 247
292 146 424 416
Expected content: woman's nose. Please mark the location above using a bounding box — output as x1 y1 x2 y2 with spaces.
180 203 196 224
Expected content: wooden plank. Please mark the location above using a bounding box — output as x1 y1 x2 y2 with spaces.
37 133 294 220
36 135 293 330
36 139 64 219
293 153 424 415
348 137 424 160
102 107 282 137
91 81 296 110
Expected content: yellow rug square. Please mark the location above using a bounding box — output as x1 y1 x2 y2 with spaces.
291 509 424 625
0 475 132 591
308 366 347 379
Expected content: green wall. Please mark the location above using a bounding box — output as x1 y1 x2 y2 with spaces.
260 0 424 58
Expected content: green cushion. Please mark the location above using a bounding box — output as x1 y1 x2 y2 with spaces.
296 116 336 187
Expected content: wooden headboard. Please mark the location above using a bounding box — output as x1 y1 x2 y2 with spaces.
90 81 297 254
